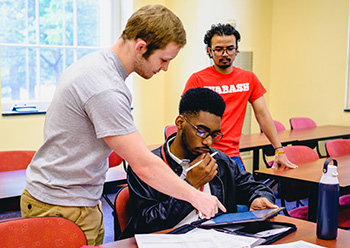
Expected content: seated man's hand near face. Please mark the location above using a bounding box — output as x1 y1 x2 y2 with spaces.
249 197 278 211
186 153 218 189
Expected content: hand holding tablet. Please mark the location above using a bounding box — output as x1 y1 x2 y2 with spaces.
200 207 285 227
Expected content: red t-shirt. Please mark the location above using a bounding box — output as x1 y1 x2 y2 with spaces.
183 66 266 157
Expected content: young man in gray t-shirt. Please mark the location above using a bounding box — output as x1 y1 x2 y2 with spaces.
21 5 225 245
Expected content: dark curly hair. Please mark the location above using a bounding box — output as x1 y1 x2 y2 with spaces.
180 88 226 118
204 23 241 57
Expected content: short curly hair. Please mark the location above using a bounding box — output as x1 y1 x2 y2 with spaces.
180 87 226 118
204 23 241 57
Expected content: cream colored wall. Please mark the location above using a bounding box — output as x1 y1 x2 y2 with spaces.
133 0 274 150
0 114 45 150
132 0 174 145
269 0 350 128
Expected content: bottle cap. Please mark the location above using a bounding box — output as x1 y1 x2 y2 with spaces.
324 165 338 176
323 158 337 173
321 165 339 184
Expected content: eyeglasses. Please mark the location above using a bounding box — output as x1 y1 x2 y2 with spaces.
183 116 223 141
210 46 237 56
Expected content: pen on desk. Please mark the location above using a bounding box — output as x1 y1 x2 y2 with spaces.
186 151 218 172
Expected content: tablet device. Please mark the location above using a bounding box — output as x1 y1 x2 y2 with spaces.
200 207 285 227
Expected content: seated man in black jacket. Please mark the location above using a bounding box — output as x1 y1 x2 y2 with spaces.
120 87 277 239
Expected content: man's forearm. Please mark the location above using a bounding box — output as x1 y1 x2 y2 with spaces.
104 131 225 217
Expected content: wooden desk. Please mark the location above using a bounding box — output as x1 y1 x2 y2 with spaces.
101 215 350 248
268 215 349 247
0 167 126 212
0 144 162 212
239 125 350 171
254 155 350 221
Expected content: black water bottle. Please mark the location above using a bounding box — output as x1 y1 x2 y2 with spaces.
316 158 339 240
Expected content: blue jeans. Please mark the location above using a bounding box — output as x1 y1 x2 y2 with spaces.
231 156 249 212
232 156 246 171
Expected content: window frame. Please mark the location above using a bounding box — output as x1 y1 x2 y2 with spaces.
0 0 132 116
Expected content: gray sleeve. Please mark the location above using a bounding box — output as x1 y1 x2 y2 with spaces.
84 90 137 139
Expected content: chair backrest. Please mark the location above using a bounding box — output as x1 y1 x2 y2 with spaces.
289 117 317 130
0 150 36 172
164 124 177 139
280 145 319 202
283 145 319 164
260 120 286 133
103 152 127 215
274 120 286 131
0 216 87 247
289 117 320 153
108 151 124 168
113 185 132 240
325 139 350 157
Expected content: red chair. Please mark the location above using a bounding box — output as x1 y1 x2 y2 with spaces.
289 117 323 157
0 150 36 172
108 151 127 171
260 120 286 168
325 139 350 207
103 152 128 211
113 185 132 240
272 120 286 132
325 139 350 157
279 146 319 219
164 124 177 139
279 146 350 228
289 117 317 129
0 216 87 247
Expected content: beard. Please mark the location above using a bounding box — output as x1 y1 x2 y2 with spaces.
134 55 153 79
217 63 231 70
134 64 152 79
216 57 233 69
180 129 199 160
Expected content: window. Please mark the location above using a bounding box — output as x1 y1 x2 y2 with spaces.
0 0 132 115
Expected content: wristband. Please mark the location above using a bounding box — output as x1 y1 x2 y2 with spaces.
275 150 285 156
274 146 283 150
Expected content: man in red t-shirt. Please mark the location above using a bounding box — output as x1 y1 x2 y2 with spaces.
183 23 296 170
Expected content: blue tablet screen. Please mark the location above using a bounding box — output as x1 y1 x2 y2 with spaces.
201 208 283 226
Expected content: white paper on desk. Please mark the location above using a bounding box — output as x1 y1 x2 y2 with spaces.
135 228 262 248
202 229 264 248
256 240 326 248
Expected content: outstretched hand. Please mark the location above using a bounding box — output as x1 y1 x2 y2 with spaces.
272 153 298 169
249 197 278 211
190 191 226 219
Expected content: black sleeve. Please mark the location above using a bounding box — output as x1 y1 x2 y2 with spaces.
216 151 275 207
120 153 194 239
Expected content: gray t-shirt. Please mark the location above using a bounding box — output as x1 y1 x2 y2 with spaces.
26 49 137 207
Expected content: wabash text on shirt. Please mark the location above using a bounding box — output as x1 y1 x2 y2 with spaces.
204 83 249 94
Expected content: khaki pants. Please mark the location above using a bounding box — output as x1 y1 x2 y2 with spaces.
20 189 105 246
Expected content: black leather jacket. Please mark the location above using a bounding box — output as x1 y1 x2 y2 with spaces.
120 135 275 239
